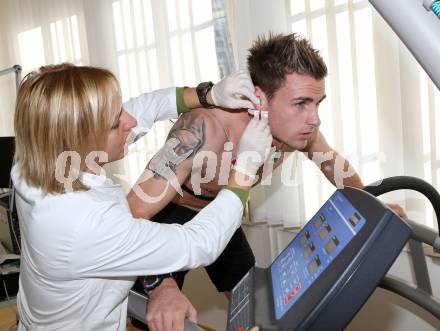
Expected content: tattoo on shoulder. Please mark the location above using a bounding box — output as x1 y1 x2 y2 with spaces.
148 113 206 180
168 113 206 157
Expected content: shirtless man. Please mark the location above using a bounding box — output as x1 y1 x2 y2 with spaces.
127 33 406 330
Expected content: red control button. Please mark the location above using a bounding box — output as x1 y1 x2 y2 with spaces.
284 282 302 304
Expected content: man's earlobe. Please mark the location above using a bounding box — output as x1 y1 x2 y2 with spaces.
255 87 269 110
254 86 263 98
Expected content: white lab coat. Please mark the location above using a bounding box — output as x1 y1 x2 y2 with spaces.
13 87 243 330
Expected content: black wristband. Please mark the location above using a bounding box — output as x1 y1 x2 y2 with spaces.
142 273 174 293
196 81 214 107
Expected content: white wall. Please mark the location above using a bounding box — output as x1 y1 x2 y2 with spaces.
0 2 16 137
227 0 288 70
183 268 228 331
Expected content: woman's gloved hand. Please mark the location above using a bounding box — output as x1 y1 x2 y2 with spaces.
233 115 272 179
211 70 260 109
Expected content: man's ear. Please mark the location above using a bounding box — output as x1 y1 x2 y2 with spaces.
255 86 269 110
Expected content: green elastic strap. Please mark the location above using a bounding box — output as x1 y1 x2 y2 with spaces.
272 146 282 162
176 87 190 114
225 187 250 207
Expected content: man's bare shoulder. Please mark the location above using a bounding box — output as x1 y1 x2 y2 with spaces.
170 108 228 155
146 109 224 181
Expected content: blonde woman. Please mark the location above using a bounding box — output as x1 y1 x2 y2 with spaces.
12 64 272 330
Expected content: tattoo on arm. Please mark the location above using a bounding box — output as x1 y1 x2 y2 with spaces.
148 113 206 180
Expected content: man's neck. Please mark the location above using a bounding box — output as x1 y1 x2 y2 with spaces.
210 108 250 143
271 137 281 149
210 108 292 152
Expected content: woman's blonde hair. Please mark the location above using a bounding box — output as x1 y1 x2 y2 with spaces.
14 63 122 194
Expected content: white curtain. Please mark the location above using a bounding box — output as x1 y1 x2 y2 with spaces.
228 0 440 230
0 0 227 192
1 0 439 230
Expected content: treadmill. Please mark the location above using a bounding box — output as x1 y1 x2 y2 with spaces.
226 176 440 331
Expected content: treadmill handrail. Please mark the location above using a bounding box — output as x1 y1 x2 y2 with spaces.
363 176 440 247
405 219 439 247
402 220 438 295
379 275 440 320
364 177 440 322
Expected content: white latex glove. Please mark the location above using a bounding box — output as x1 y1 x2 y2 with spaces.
211 70 259 109
234 115 272 178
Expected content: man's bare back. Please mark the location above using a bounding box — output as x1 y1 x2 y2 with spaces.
128 107 253 217
172 108 251 209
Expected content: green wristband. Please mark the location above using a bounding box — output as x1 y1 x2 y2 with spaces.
225 187 250 207
176 87 190 114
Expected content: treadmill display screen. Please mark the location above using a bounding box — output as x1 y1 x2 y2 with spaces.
270 191 366 320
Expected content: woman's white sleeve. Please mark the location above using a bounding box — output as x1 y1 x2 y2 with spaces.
123 87 178 142
69 189 244 277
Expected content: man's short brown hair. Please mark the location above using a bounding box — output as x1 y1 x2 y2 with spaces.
247 33 328 100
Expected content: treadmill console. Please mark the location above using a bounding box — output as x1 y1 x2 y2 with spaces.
270 191 366 320
227 187 411 331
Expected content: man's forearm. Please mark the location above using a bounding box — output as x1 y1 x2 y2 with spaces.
305 131 364 189
339 168 363 188
320 153 364 189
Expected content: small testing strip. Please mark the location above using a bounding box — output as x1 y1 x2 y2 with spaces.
249 109 269 120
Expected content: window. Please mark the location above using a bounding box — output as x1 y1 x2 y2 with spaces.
286 0 438 229
288 0 382 221
111 0 235 185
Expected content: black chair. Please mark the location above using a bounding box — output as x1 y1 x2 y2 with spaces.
0 136 15 189
0 136 20 254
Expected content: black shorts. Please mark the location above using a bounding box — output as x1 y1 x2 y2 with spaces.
134 202 255 292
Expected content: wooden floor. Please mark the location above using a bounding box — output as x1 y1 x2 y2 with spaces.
0 304 142 330
0 303 16 329
0 304 214 330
